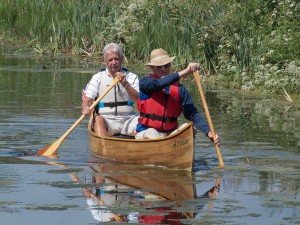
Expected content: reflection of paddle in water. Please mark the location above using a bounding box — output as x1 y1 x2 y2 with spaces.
206 177 221 210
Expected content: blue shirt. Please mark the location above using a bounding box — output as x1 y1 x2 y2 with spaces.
137 73 210 135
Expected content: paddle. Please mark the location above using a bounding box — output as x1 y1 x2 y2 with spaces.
36 77 120 157
193 70 225 167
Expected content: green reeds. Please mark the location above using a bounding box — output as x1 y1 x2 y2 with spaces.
0 0 124 54
0 0 299 93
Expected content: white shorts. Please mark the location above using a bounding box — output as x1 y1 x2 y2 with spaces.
135 123 189 139
104 115 138 136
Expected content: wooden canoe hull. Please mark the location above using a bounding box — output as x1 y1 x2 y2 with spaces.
88 122 195 171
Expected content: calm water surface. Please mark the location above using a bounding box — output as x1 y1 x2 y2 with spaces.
0 46 299 225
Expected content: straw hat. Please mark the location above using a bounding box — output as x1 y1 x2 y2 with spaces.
145 48 176 66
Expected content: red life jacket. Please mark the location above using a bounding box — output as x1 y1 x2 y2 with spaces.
138 76 182 132
138 207 181 224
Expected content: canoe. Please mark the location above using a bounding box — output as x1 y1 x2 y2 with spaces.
88 119 195 171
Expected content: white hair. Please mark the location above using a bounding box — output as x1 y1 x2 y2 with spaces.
103 43 123 60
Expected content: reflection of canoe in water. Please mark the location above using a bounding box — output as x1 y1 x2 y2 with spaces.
90 163 195 202
86 163 196 223
88 120 195 172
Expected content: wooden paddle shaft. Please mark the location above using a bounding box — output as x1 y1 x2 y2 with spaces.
88 77 120 111
193 71 224 167
53 77 121 146
37 77 120 156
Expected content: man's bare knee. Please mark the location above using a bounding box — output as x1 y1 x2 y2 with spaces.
95 115 106 124
94 115 108 136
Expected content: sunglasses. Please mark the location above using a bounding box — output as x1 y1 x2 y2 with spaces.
156 63 171 69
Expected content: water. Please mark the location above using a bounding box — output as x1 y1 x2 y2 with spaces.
0 46 299 224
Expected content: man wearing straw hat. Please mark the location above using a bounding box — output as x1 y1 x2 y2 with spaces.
135 48 219 145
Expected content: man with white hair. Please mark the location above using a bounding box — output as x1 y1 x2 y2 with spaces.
82 43 139 137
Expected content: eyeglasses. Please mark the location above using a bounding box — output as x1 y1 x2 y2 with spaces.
156 63 171 69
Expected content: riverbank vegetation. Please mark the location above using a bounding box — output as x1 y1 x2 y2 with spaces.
0 0 299 94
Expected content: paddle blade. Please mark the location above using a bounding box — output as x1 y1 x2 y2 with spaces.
36 141 60 157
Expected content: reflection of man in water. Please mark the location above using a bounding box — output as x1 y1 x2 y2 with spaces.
86 197 116 222
82 176 135 223
82 175 220 224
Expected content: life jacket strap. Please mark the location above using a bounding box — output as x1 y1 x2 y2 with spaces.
98 100 134 108
139 112 177 122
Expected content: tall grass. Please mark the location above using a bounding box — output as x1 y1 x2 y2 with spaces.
0 0 299 94
0 0 121 54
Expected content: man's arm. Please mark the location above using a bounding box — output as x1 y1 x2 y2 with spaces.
180 85 220 145
139 62 200 94
81 72 102 115
116 72 139 103
180 85 210 135
122 75 139 103
82 96 94 115
140 73 180 94
123 82 139 103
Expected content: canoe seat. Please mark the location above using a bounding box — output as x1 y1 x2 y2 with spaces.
112 134 135 139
